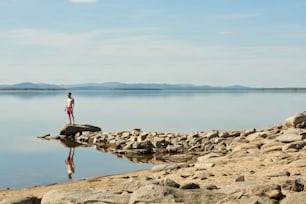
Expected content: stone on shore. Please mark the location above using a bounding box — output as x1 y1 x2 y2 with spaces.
283 111 306 128
59 124 101 136
41 189 130 204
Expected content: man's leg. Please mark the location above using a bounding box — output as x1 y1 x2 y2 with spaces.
71 113 75 124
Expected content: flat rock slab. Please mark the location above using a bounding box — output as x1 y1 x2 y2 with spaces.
276 134 304 143
59 124 101 136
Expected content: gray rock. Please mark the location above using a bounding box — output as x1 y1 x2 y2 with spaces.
59 124 101 136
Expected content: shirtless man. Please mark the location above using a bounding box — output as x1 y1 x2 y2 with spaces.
65 92 75 124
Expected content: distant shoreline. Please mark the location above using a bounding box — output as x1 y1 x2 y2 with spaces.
1 87 306 92
1 82 306 91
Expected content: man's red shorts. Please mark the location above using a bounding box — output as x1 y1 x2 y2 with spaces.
66 106 73 115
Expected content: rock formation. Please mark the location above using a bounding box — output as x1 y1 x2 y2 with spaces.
6 112 306 203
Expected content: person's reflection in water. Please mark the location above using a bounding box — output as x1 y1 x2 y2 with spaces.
65 148 75 179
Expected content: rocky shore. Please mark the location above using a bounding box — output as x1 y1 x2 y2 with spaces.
2 112 306 203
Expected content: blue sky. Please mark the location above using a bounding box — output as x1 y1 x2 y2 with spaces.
0 0 305 87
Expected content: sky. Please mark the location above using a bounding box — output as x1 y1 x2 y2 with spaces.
0 0 306 87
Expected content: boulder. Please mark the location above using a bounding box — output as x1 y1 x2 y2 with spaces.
283 112 306 128
41 189 130 204
59 124 101 136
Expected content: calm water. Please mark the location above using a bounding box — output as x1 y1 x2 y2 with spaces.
0 90 305 189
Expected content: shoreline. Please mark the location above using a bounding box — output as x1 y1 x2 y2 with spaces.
2 112 306 203
0 169 152 200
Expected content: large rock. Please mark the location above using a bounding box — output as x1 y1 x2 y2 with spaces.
41 189 130 204
283 112 306 128
129 184 226 204
59 124 101 135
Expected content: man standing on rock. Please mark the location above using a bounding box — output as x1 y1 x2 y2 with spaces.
65 92 75 125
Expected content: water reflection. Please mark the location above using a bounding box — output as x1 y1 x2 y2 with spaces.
41 135 196 168
65 148 75 179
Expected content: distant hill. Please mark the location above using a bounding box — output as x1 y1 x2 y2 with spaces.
0 82 62 90
0 82 251 90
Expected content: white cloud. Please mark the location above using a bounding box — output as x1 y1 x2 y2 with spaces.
1 28 306 61
218 31 233 35
69 0 98 3
1 28 306 86
214 13 261 21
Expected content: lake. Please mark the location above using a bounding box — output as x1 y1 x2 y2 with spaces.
0 89 305 189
